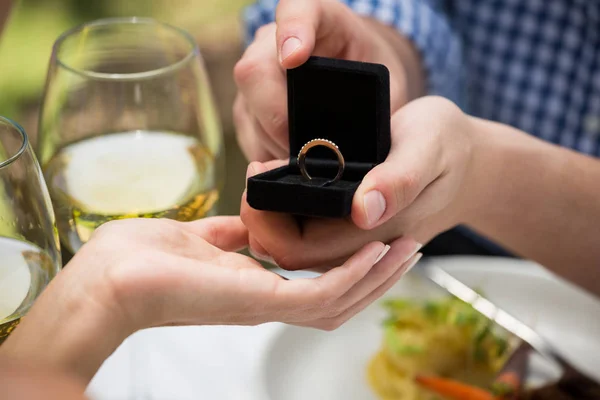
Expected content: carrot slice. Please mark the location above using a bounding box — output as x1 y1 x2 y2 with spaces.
491 371 521 398
415 375 496 400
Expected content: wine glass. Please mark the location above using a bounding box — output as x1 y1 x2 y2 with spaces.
37 17 224 255
0 116 61 343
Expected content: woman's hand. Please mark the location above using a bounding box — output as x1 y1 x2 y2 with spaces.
233 0 424 161
242 96 476 270
1 216 422 382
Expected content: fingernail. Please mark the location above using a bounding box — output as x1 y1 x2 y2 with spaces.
363 190 386 227
402 242 423 264
375 244 391 264
246 164 256 180
404 252 423 274
280 37 302 62
249 247 275 264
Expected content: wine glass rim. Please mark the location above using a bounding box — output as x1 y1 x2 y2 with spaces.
0 116 28 169
53 17 200 81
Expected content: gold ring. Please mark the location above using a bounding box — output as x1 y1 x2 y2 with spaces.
297 138 345 186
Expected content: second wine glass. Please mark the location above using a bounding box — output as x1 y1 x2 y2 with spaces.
38 17 224 254
0 117 61 343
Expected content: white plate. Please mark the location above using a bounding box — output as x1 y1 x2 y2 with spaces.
259 256 600 400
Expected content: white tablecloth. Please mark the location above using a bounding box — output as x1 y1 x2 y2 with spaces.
87 324 281 400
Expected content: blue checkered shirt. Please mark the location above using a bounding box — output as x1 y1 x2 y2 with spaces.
243 0 600 255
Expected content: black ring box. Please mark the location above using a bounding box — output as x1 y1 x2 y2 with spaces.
246 56 391 218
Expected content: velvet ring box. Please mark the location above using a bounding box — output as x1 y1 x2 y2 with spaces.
246 56 391 218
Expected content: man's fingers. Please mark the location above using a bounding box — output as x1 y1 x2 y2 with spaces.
291 216 398 270
251 117 289 160
243 157 393 270
352 155 430 230
240 190 301 269
233 95 274 162
275 0 355 68
241 162 303 268
243 160 359 270
243 160 399 271
182 216 249 252
248 159 288 173
234 23 290 153
275 0 320 67
235 0 365 161
248 235 274 263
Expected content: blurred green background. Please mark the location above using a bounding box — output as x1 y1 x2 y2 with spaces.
0 0 253 216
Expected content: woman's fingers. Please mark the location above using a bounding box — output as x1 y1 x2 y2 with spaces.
306 251 423 330
272 241 387 310
321 236 420 312
269 236 422 329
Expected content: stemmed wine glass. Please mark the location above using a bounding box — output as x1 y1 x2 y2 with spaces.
37 17 224 255
0 116 61 343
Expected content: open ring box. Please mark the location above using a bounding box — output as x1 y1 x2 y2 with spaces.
247 56 391 218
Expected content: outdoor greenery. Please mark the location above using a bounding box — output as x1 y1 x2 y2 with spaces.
0 0 251 121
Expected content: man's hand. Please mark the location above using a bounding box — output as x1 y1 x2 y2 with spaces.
233 0 424 161
242 96 475 270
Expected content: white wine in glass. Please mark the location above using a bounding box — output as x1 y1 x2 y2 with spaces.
0 117 61 343
38 18 224 254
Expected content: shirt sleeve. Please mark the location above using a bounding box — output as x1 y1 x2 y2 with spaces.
243 0 465 106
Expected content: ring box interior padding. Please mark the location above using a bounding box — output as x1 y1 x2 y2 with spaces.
246 56 391 218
